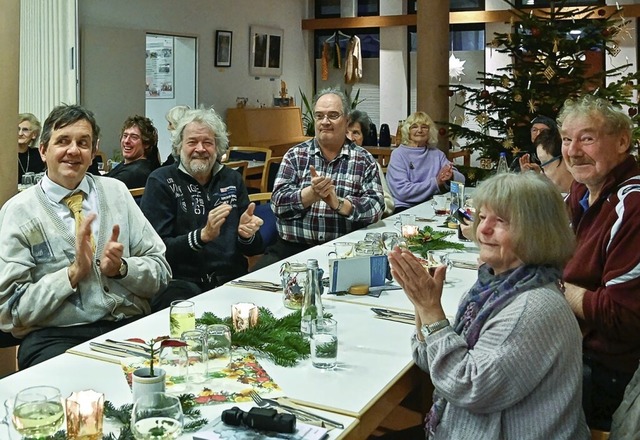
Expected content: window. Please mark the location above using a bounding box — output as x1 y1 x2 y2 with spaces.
315 0 379 18
516 0 603 6
408 0 484 13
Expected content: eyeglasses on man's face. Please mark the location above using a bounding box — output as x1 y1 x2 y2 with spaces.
314 112 343 122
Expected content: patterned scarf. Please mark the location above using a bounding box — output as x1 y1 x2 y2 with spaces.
424 264 561 438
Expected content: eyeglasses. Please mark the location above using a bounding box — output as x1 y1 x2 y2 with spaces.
314 112 343 121
18 127 33 133
409 124 430 131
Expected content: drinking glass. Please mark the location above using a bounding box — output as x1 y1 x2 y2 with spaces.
159 344 189 393
181 329 207 385
431 195 449 215
328 242 354 259
382 232 399 252
205 324 232 373
169 300 195 338
310 318 338 369
131 392 183 440
354 240 375 256
427 250 453 280
11 386 64 439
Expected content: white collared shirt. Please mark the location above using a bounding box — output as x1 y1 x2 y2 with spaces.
39 174 101 242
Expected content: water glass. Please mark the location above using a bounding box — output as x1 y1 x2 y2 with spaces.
382 232 400 252
11 386 64 439
355 240 375 256
159 345 189 393
180 329 207 385
21 172 35 187
169 300 195 338
131 392 183 440
328 242 354 259
431 195 449 215
427 250 453 277
310 318 338 369
205 324 231 373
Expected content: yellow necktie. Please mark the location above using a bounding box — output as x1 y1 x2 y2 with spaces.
64 193 95 253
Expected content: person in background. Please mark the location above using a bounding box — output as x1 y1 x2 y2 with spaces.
347 109 394 217
106 115 160 188
252 88 384 270
530 114 558 144
559 95 640 431
162 104 190 166
519 127 574 194
388 172 588 440
141 107 264 308
386 112 464 213
0 104 171 369
17 113 45 184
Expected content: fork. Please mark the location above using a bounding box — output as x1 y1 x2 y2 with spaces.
248 391 344 429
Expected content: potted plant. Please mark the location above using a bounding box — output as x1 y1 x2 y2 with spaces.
127 337 187 401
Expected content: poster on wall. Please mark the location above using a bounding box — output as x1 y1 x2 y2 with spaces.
146 35 174 99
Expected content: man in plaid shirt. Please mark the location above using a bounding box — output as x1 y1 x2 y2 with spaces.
253 88 384 270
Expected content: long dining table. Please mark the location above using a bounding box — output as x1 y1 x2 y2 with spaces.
0 198 479 439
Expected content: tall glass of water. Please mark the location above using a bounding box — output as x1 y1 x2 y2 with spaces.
169 300 195 338
310 318 338 369
11 386 64 439
131 392 183 440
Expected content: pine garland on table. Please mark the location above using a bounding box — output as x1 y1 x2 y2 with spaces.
406 225 466 258
197 307 318 367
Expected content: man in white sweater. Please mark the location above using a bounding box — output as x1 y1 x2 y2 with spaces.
0 104 171 369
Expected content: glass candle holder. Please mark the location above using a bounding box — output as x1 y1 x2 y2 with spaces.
65 390 104 440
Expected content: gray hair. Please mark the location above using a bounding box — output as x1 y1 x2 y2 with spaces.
172 106 229 159
18 113 42 148
401 112 438 145
313 88 350 116
557 95 633 151
165 105 190 128
471 172 575 270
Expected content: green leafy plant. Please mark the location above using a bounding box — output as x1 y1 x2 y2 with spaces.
406 225 466 258
197 307 332 367
299 87 315 137
127 337 187 377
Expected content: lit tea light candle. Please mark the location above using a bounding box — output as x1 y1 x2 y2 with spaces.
66 390 104 440
232 303 259 331
401 224 419 238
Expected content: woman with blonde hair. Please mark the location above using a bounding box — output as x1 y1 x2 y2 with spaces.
386 111 464 212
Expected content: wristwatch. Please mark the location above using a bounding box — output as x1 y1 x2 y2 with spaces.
111 259 128 279
333 197 345 212
421 319 450 337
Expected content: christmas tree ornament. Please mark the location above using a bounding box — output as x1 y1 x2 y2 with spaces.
449 54 466 80
480 90 490 100
503 138 514 149
543 66 556 81
528 99 538 113
553 39 559 53
448 90 454 97
609 42 621 57
514 94 523 102
531 27 541 37
475 112 489 125
438 127 447 137
629 107 638 117
501 76 510 88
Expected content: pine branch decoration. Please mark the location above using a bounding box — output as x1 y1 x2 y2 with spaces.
197 307 318 367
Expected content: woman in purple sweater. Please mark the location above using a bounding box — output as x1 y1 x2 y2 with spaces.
386 112 464 212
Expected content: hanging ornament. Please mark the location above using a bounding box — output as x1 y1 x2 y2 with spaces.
480 89 491 100
501 75 510 88
449 54 466 80
629 107 638 117
503 138 514 149
507 128 514 138
543 66 556 81
531 27 541 38
623 82 634 96
609 42 621 57
528 99 538 113
459 90 467 100
475 112 489 125
553 38 559 53
511 146 521 156
597 9 606 16
438 127 447 137
448 90 455 97
514 94 523 102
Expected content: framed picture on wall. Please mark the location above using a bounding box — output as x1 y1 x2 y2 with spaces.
249 26 283 77
215 30 232 67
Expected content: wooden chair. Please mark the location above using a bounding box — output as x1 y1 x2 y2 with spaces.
226 147 272 191
248 192 278 258
365 146 393 173
129 187 145 205
590 429 609 440
448 149 471 167
95 150 108 172
260 156 283 193
226 160 249 182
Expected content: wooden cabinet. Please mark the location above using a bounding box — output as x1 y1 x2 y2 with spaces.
226 106 311 157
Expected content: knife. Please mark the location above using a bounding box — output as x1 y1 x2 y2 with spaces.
89 341 150 358
371 308 415 320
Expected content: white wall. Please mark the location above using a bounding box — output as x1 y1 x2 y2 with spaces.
78 0 312 158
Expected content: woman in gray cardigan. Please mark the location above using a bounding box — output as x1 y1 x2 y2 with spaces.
389 172 589 440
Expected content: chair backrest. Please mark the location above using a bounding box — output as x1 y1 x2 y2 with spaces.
248 192 278 247
447 149 471 167
129 187 145 205
226 160 249 181
227 146 272 164
365 147 393 173
95 150 108 172
261 156 283 193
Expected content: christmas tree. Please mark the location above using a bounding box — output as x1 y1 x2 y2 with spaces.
447 0 640 163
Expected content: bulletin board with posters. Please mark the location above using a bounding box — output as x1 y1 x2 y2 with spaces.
145 34 174 99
